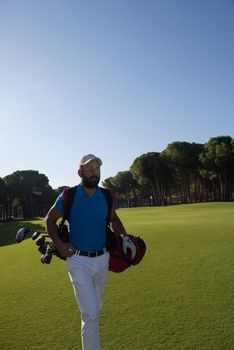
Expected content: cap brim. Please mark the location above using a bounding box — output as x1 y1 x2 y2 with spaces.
81 157 102 166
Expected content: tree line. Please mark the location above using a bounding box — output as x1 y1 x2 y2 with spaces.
0 136 233 219
103 136 234 207
0 170 60 220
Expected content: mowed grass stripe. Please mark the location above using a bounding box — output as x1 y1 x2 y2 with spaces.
1 203 234 349
104 203 234 350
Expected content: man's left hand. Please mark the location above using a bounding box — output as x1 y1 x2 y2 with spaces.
122 235 136 259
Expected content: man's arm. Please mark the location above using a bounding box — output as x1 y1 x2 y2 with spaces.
109 208 136 259
109 208 127 236
45 206 75 257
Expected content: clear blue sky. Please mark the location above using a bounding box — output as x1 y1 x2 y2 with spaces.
1 0 233 188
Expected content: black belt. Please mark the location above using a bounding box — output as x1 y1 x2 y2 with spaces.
75 247 107 257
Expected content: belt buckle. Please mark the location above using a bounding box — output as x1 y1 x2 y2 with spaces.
87 249 105 257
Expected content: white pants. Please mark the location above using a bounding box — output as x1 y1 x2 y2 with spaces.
66 252 110 350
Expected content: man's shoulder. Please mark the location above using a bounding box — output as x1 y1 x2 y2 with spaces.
99 187 115 202
99 186 112 195
62 185 79 198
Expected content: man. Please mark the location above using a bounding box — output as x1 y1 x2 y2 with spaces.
45 154 136 350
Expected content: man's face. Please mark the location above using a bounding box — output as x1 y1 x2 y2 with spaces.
79 160 101 188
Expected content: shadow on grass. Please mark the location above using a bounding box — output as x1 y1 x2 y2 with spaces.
0 219 45 247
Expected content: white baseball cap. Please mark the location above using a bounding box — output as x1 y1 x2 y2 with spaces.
79 154 102 168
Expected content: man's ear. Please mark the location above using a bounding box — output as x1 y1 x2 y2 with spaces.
78 169 82 177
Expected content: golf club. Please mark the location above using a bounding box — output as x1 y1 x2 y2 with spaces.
15 227 65 264
15 228 32 243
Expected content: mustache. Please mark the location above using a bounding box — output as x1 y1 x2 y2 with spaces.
82 175 100 189
89 176 99 181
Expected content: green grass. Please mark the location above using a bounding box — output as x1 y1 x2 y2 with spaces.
1 203 234 349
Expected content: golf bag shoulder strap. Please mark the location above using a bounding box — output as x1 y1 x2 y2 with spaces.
100 187 114 225
61 186 77 223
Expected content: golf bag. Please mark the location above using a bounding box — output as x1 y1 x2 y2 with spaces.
106 229 146 272
61 186 146 272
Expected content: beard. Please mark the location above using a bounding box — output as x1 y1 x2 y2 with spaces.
82 175 100 189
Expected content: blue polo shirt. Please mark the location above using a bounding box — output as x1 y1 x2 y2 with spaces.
54 184 108 251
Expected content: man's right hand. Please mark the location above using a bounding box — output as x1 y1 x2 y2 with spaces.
45 207 76 258
56 241 76 258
